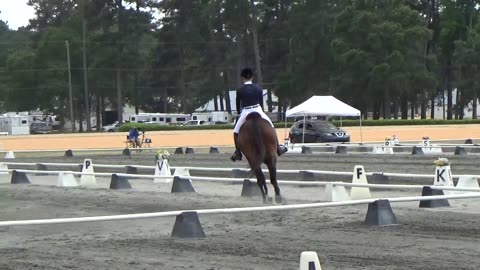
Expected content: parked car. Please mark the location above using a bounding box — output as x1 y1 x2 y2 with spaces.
30 121 53 134
289 120 350 143
183 120 207 126
102 121 121 132
205 121 230 125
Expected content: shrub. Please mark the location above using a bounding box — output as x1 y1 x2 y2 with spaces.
118 119 480 132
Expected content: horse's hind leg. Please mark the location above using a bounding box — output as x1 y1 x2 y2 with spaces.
267 159 284 204
252 166 270 203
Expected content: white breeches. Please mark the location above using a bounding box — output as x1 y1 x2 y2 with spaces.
233 105 274 133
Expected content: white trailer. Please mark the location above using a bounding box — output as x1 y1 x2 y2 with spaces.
130 113 190 125
192 111 233 123
129 113 152 123
211 111 233 123
0 113 30 135
191 113 212 122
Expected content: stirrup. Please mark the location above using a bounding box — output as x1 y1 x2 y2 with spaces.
230 151 242 162
277 145 288 156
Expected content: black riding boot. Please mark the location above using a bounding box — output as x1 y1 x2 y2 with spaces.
276 137 288 156
230 133 242 162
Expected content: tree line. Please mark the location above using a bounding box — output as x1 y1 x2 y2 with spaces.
1 0 480 131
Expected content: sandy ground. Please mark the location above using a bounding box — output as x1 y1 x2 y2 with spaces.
1 153 480 269
0 124 480 150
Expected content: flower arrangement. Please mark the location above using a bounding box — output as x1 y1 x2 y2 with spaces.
422 136 430 140
385 137 391 141
434 158 449 167
155 150 171 161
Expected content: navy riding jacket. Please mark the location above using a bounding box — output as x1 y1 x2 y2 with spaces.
236 83 264 114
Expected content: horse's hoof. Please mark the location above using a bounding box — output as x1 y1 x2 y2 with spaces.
275 195 284 204
263 196 273 204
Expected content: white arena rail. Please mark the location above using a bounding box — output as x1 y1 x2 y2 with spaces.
187 176 480 192
3 168 480 192
4 161 480 179
1 193 480 227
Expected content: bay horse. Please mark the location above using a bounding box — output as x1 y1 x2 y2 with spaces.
238 112 284 204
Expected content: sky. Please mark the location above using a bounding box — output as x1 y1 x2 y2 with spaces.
0 0 35 30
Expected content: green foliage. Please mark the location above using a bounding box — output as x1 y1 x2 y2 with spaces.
118 119 480 132
330 119 480 127
2 0 480 128
118 122 235 132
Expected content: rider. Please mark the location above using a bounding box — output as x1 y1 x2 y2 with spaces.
230 67 288 162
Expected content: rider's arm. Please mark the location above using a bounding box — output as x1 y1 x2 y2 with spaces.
258 88 264 111
236 89 242 114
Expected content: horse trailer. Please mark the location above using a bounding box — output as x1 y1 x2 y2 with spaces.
0 113 30 135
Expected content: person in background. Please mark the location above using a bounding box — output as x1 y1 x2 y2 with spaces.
128 127 140 147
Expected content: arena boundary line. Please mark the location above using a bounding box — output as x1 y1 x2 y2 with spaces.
1 193 480 227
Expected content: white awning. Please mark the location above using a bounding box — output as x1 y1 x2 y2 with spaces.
286 96 361 117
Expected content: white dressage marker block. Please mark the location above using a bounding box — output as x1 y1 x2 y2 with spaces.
324 182 350 202
154 158 173 183
4 151 14 159
433 165 453 187
373 145 394 154
80 159 96 186
420 139 442 154
433 165 453 195
299 251 322 270
57 172 77 187
422 147 443 154
422 139 430 147
421 140 442 154
350 165 372 200
286 146 302 154
454 176 480 194
0 162 9 182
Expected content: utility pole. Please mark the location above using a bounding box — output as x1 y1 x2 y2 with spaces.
250 0 262 86
65 41 75 132
250 0 271 112
82 0 91 131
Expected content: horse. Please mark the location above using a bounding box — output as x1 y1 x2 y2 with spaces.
238 112 284 204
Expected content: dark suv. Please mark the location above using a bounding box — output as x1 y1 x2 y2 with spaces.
289 120 350 143
30 122 53 134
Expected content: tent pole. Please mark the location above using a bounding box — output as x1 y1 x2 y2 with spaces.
302 115 306 144
340 116 342 128
283 115 288 145
360 114 363 144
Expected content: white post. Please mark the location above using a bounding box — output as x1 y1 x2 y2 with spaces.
302 115 306 143
359 115 363 144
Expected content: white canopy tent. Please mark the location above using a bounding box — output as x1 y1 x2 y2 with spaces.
285 95 363 143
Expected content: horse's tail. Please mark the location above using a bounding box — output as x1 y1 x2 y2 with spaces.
249 114 266 162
